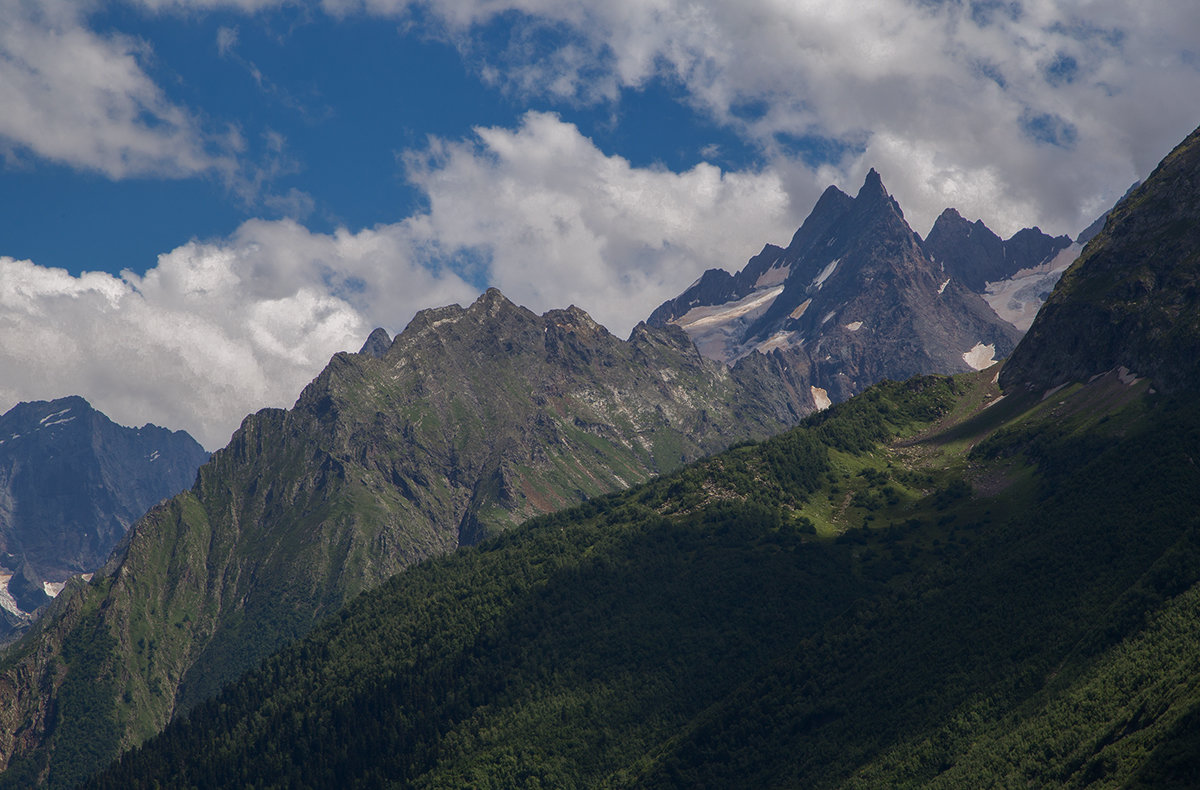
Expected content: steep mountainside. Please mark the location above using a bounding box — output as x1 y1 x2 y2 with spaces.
1002 124 1200 394
0 289 808 789
650 171 1023 403
82 123 1200 790
0 397 208 634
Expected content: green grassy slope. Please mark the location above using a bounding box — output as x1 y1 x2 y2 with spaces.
87 366 1200 788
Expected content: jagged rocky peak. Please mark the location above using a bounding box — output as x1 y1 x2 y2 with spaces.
471 286 527 318
1001 122 1200 394
925 207 1073 294
358 327 392 358
647 168 1021 405
545 303 608 336
856 167 893 206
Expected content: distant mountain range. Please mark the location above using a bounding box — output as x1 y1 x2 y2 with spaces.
648 169 1081 404
79 121 1200 790
0 397 208 638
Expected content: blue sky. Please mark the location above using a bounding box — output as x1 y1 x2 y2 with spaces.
0 3 762 280
1 0 1198 449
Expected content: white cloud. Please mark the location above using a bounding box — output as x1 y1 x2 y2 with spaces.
107 0 1200 236
0 221 476 450
317 0 1200 237
0 0 231 179
407 111 795 335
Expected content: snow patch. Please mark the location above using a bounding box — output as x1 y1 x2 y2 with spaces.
148 450 161 462
821 311 836 324
811 258 840 289
0 575 23 618
670 285 787 363
938 278 950 295
754 262 791 288
39 408 71 425
39 416 76 429
1042 383 1069 401
672 286 785 333
811 386 832 411
844 321 863 332
44 581 66 598
983 243 1081 330
1117 366 1139 385
962 342 996 370
756 331 800 354
790 299 812 319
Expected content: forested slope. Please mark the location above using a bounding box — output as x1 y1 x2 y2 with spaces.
89 365 1200 788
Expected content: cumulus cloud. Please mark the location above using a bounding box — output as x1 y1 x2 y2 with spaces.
0 222 476 450
0 0 231 179
106 0 1200 234
407 111 795 335
318 0 1200 237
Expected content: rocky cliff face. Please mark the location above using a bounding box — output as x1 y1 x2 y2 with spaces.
0 397 208 637
650 170 1023 403
923 208 1072 293
923 208 1077 331
0 289 809 788
1001 123 1200 394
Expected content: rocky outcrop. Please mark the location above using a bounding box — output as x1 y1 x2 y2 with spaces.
357 327 392 359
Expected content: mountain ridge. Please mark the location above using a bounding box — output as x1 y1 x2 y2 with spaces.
649 170 1077 388
652 170 1024 404
0 288 810 789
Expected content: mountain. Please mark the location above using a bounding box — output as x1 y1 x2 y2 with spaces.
0 289 809 789
1076 181 1140 247
0 397 208 635
82 370 1198 789
80 123 1200 789
649 170 1024 403
924 207 1077 330
923 207 1072 293
1002 123 1200 395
